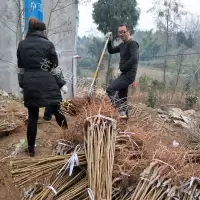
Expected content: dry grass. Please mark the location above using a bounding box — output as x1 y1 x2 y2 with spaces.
128 90 200 110
63 97 200 192
136 66 164 81
3 95 200 199
65 97 120 144
110 65 164 82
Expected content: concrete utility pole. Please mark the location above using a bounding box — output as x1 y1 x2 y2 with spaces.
72 55 81 97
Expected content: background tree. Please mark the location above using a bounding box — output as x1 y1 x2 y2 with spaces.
183 14 200 38
87 37 105 59
184 34 195 48
92 0 140 86
174 46 185 91
176 31 186 47
140 29 161 60
182 14 200 50
148 0 186 85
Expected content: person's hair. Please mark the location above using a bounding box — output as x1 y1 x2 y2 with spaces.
118 23 134 34
26 17 46 38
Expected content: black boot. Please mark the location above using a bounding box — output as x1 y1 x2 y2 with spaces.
25 146 35 157
43 107 53 121
27 134 36 157
55 111 68 129
28 146 35 157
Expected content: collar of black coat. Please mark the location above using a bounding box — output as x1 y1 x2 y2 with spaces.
123 38 132 44
28 31 48 40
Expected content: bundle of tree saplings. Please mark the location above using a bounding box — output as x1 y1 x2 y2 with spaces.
130 161 181 200
31 167 88 200
184 150 200 163
52 139 75 155
84 114 117 200
112 185 133 200
23 183 44 200
0 119 17 134
10 152 86 188
180 177 200 199
56 176 88 200
115 133 143 159
112 132 146 199
61 99 79 116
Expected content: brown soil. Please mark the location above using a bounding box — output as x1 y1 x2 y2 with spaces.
0 96 199 199
0 99 66 199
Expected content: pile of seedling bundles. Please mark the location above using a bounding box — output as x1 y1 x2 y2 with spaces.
10 114 116 200
9 113 200 200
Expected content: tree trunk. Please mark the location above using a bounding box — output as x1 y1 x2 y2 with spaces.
194 56 200 90
194 72 198 90
164 13 169 86
175 54 183 92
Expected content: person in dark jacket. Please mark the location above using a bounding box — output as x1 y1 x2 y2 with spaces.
43 67 68 121
106 24 139 118
17 17 68 157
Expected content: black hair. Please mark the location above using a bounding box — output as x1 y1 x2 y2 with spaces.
26 17 46 38
119 24 129 30
118 24 134 34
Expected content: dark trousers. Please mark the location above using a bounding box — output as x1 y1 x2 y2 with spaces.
27 105 60 147
44 106 53 120
106 73 133 112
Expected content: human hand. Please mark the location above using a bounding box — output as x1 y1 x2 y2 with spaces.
61 85 68 94
106 32 112 41
132 81 136 88
117 69 121 76
20 88 23 94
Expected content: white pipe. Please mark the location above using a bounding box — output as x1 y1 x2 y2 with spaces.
71 1 79 97
72 55 81 97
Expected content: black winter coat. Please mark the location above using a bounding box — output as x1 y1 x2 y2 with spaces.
17 31 62 108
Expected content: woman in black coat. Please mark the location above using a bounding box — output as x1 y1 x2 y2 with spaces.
17 17 67 157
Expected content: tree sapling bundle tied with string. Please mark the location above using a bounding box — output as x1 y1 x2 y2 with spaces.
32 169 88 200
84 114 117 200
0 119 18 135
10 150 86 189
61 99 80 116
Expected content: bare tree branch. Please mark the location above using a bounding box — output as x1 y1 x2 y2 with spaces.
13 0 20 8
0 57 17 69
48 19 72 32
53 2 76 12
0 19 16 34
46 0 61 34
48 26 75 37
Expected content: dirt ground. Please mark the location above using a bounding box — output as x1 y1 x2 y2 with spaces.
0 96 197 199
0 98 68 199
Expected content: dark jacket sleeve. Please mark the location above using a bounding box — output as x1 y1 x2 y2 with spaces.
54 69 66 89
17 43 24 69
49 42 66 88
107 40 120 54
120 41 139 72
49 42 59 68
17 43 24 88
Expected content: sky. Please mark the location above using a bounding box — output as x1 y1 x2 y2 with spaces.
78 0 200 37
